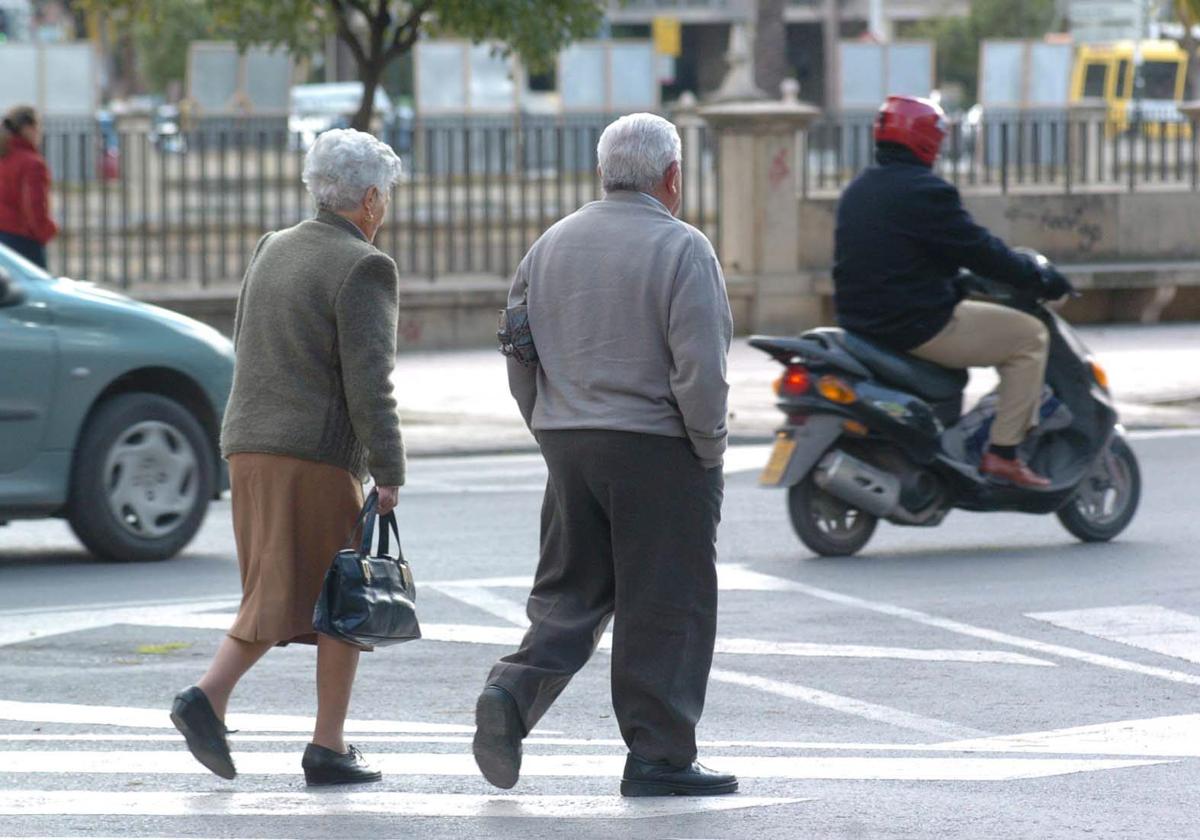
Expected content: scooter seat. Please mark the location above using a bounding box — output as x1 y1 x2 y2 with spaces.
803 328 969 402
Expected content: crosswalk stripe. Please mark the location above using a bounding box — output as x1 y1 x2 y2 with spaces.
0 750 1163 782
0 700 473 734
717 567 1200 687
1027 605 1200 665
0 791 809 819
937 711 1200 758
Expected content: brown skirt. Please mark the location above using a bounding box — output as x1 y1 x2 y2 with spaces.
227 452 364 646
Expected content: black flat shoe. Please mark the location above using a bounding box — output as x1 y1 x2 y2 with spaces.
620 753 738 797
170 686 236 780
472 685 525 789
302 743 382 786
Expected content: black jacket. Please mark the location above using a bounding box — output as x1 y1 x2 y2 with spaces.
832 145 1041 351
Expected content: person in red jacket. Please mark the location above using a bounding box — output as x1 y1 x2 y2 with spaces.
0 105 58 268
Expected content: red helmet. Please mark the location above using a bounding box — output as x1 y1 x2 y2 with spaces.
874 95 947 165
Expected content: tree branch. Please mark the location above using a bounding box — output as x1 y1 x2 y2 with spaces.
328 0 369 69
385 0 434 60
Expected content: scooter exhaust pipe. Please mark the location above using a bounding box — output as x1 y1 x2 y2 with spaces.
813 451 901 518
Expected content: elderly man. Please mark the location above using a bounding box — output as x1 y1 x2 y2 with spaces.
472 113 736 797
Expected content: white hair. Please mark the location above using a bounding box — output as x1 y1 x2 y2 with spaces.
302 128 403 212
596 113 682 194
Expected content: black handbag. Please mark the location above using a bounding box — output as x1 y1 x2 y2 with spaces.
313 491 421 648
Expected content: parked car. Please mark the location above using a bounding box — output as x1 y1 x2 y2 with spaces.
0 245 234 562
289 82 413 155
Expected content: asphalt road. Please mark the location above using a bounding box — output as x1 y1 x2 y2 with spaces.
0 432 1198 839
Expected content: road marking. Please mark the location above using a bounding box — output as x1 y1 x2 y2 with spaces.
431 585 1002 737
938 712 1200 758
0 751 1161 782
718 566 1200 688
0 700 472 734
7 712 1200 758
707 638 1051 666
428 583 532 626
707 668 986 740
1127 428 1200 440
0 598 240 648
0 791 807 819
428 581 1053 665
1028 605 1200 665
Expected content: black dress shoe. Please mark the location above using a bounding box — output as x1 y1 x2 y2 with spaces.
170 686 236 780
472 685 525 789
620 753 739 797
302 743 382 786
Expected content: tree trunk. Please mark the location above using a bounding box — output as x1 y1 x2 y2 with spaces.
1183 31 1200 100
823 0 841 112
351 60 384 131
754 0 788 98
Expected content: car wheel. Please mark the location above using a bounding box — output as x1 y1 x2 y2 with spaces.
68 393 215 562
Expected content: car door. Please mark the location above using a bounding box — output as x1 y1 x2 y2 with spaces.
0 264 58 475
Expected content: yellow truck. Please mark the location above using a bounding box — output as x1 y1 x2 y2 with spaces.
1070 40 1191 136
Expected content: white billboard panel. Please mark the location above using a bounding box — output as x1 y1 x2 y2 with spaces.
609 42 657 110
0 43 95 115
838 41 934 111
979 40 1072 108
1070 0 1141 43
0 44 38 114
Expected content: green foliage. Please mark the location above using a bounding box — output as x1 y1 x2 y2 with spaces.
906 0 1060 104
87 0 607 122
125 0 226 93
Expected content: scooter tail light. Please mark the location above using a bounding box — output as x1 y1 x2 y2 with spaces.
775 365 811 396
1090 359 1110 391
817 374 858 404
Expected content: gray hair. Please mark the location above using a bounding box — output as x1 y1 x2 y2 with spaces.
302 128 403 212
597 113 682 194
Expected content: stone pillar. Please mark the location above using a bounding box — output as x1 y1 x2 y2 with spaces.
1068 99 1110 185
700 81 822 334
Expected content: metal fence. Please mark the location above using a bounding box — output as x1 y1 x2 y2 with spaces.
40 115 719 288
805 109 1200 197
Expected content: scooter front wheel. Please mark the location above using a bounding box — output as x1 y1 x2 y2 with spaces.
1056 436 1141 543
788 477 878 557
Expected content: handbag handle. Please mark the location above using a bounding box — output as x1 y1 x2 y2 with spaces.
377 511 401 558
348 491 379 554
349 490 403 559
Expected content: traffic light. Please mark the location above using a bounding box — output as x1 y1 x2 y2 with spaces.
0 10 9 42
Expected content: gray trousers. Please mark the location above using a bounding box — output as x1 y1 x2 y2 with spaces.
487 429 724 766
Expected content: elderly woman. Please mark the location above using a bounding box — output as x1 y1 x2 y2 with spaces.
170 129 405 786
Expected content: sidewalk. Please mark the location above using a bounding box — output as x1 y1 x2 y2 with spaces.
394 322 1200 457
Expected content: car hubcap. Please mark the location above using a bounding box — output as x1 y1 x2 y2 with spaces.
1072 444 1132 527
103 421 199 539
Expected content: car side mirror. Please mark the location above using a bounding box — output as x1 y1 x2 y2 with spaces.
0 268 26 307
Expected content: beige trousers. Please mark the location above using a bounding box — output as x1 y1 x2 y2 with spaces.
909 301 1050 447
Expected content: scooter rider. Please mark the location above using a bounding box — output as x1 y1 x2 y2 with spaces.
833 95 1075 489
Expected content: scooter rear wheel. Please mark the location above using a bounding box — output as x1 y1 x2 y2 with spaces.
788 477 878 557
1056 436 1141 543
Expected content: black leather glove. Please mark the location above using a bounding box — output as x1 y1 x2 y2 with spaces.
1038 265 1076 301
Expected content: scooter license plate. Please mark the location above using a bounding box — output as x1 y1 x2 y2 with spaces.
759 434 797 486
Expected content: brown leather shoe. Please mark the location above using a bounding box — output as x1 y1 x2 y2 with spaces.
980 452 1051 488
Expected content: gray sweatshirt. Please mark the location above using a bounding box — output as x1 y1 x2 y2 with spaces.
508 191 733 467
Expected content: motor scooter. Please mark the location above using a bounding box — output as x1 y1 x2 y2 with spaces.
750 255 1141 557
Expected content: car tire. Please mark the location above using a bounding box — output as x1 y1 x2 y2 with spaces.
68 393 215 563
